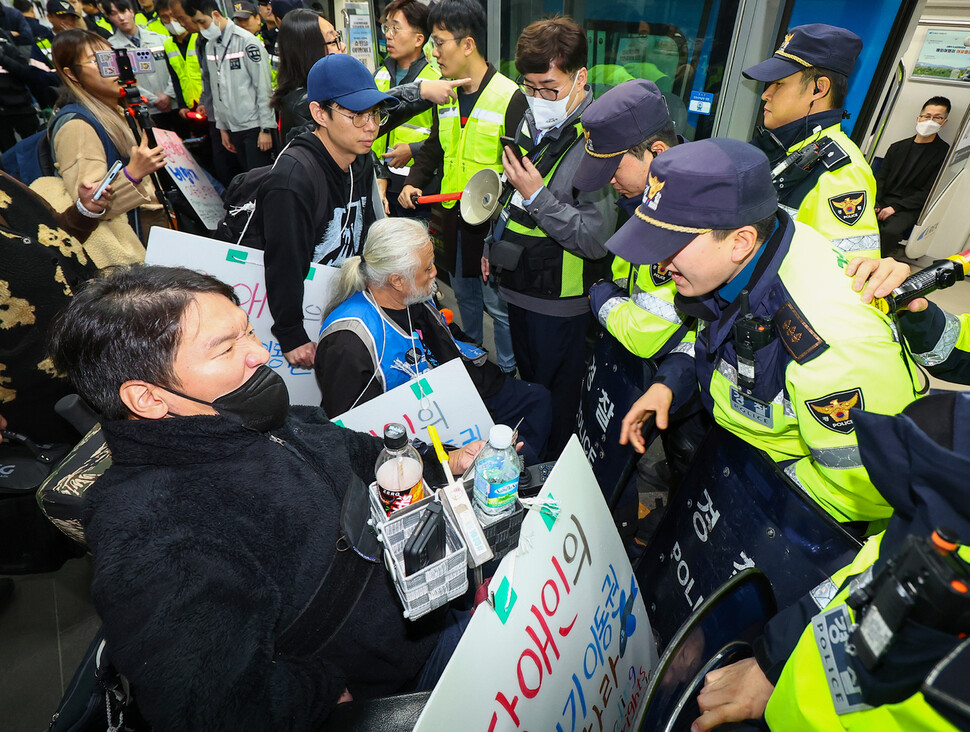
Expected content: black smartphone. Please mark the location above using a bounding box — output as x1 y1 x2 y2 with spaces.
500 135 522 161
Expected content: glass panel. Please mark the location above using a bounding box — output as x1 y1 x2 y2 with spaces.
497 0 742 142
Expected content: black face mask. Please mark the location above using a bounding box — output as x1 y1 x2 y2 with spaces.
164 365 290 432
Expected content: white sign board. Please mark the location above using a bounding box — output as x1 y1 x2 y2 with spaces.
146 229 338 406
332 358 493 447
153 128 225 230
415 436 657 731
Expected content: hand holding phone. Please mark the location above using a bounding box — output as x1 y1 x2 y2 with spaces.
500 135 522 162
93 160 123 200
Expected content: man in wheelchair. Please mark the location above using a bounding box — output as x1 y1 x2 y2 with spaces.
47 264 481 730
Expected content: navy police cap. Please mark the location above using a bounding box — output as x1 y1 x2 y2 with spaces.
47 0 79 15
574 80 672 192
743 23 862 82
605 138 778 266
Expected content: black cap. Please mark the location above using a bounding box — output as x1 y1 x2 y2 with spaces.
605 138 778 266
47 0 79 15
574 80 672 192
743 23 862 82
231 0 258 18
383 423 409 450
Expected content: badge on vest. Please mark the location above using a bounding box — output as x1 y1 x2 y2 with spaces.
230 57 241 70
812 605 872 715
805 388 863 434
246 44 261 63
729 387 773 428
828 191 867 226
649 263 672 286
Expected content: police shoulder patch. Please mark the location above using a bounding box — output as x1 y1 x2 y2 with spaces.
828 190 867 226
649 263 672 286
246 44 262 62
805 388 864 434
773 300 827 363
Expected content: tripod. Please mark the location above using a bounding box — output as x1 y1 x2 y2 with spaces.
110 49 179 233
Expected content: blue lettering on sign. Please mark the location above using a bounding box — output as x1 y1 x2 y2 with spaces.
168 165 200 185
688 91 714 116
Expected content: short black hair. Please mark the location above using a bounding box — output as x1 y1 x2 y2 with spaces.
799 66 848 109
429 0 486 58
382 0 430 40
155 0 171 12
628 121 679 158
13 0 32 14
515 15 587 76
180 0 218 17
48 265 239 421
922 96 951 116
710 213 777 245
101 0 134 15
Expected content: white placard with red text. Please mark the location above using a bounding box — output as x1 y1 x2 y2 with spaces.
332 358 494 447
153 128 224 230
146 228 336 406
415 436 657 731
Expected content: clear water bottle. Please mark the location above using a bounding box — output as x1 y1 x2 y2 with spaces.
473 424 519 517
375 423 424 515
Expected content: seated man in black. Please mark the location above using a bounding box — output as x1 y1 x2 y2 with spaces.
316 217 552 465
875 95 951 256
47 264 481 729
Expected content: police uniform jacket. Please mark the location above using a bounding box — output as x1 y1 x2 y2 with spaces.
898 301 970 386
203 20 274 133
753 109 880 259
108 27 176 110
654 210 920 526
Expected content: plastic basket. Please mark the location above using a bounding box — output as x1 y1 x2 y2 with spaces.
369 484 468 620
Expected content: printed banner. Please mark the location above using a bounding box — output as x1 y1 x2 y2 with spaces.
146 229 337 405
332 358 493 447
913 29 970 83
152 128 225 230
415 436 657 732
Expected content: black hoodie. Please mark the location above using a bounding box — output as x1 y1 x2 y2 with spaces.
259 131 376 353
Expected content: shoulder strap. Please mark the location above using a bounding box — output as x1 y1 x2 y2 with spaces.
283 144 329 231
772 136 849 209
773 299 829 364
48 104 125 168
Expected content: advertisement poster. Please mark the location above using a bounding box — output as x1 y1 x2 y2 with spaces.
913 29 970 83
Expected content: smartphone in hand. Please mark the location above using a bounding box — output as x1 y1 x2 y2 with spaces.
93 160 124 200
500 135 523 162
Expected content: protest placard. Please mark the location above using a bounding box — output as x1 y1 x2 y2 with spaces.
146 229 337 405
153 128 225 230
332 358 493 447
414 436 657 731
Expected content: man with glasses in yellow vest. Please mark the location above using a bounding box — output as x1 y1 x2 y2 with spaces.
373 0 440 218
157 0 201 109
399 0 526 377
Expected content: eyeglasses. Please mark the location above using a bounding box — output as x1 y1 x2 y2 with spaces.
328 105 389 128
918 113 947 122
381 23 411 38
325 30 342 47
429 35 465 50
517 76 573 102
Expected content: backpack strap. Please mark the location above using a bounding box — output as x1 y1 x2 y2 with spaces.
48 104 126 169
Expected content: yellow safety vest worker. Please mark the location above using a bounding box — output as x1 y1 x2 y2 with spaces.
372 58 439 174
167 33 202 108
436 71 518 208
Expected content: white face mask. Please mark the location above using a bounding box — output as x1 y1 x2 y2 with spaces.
163 20 185 35
526 73 579 131
916 120 943 137
200 21 221 42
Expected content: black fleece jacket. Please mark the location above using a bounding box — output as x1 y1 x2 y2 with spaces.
84 407 440 730
259 132 376 353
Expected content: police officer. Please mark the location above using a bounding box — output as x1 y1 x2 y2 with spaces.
80 0 111 37
744 24 881 260
578 79 690 360
156 0 201 109
184 0 274 172
45 0 84 45
691 391 970 732
373 0 439 217
231 1 274 84
133 0 168 35
616 138 919 530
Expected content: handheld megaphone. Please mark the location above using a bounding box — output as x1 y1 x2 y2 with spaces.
412 168 503 226
873 248 970 314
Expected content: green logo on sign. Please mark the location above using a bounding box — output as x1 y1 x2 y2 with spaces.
226 249 248 264
540 490 559 531
410 378 433 400
492 576 517 624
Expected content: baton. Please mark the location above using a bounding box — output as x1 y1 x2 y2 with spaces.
413 192 463 205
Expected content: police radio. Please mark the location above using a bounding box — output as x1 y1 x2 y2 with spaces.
846 528 970 672
734 290 773 393
873 249 970 315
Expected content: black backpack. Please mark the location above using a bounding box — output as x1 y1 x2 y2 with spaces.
216 143 325 249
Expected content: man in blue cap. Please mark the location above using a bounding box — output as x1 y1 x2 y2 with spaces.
256 53 395 369
744 23 880 259
615 138 919 531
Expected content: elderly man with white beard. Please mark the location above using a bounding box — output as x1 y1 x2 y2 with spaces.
315 217 551 465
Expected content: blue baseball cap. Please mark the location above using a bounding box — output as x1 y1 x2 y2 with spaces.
575 80 672 192
306 54 397 112
605 138 778 265
743 23 862 82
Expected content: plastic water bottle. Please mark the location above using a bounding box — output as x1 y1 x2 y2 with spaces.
473 425 519 517
375 423 424 515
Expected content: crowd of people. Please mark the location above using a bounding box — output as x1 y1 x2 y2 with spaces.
0 0 968 729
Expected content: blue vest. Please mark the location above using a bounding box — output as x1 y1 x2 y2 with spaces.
320 291 486 393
